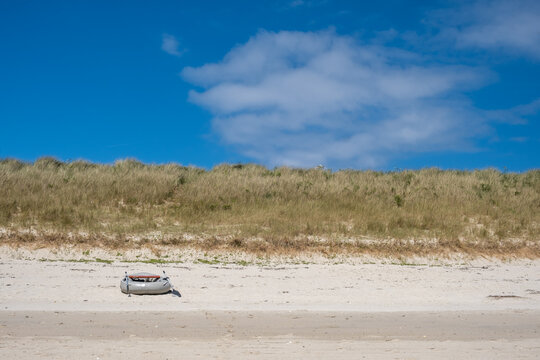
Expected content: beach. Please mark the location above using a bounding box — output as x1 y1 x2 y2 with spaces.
1 248 539 358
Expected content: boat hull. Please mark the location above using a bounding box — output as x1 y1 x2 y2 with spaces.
120 278 171 295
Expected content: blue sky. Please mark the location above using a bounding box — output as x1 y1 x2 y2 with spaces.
1 0 538 170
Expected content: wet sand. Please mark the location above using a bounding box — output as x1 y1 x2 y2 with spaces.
2 310 539 359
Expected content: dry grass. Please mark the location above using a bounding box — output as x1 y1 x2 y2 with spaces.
0 157 539 257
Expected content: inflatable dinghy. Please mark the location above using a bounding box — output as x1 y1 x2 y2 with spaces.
120 271 172 295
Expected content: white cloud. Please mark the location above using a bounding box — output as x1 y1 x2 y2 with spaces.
289 0 304 7
181 30 492 168
161 34 184 57
485 97 540 124
431 0 540 59
287 0 328 8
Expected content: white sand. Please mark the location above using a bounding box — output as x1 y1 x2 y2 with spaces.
1 246 539 358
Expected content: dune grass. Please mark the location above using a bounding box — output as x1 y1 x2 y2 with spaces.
0 157 538 257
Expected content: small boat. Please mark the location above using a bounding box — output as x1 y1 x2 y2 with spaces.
120 271 172 295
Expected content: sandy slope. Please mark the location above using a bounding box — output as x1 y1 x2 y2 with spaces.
1 249 539 358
